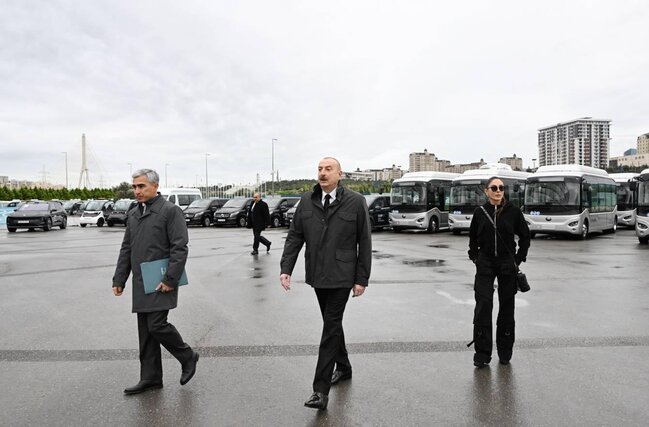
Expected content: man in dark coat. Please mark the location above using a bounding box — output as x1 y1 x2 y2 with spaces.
248 192 271 255
113 168 199 395
280 157 372 410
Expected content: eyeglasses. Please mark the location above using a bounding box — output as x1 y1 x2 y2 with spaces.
488 185 505 192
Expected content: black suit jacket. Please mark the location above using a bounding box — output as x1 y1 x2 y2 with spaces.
248 200 270 232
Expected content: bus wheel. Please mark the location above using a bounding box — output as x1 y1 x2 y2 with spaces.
427 217 439 234
579 221 589 240
639 236 649 244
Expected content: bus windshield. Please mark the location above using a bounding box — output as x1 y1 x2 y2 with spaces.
524 177 581 214
390 182 426 206
616 183 636 211
450 181 484 207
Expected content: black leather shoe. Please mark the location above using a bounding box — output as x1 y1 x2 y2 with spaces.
124 380 163 395
180 352 199 385
304 392 328 410
250 250 259 255
473 361 489 368
266 242 271 253
499 359 510 365
331 370 352 385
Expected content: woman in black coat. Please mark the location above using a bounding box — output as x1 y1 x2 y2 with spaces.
468 176 530 367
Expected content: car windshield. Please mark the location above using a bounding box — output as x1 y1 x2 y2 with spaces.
114 200 133 210
364 195 379 206
222 198 248 208
85 201 106 210
18 203 48 211
188 199 212 208
63 201 76 208
266 199 282 209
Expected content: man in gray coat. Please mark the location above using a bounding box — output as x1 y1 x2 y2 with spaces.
113 169 199 395
280 157 372 410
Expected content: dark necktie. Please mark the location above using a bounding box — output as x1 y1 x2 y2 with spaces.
324 194 331 211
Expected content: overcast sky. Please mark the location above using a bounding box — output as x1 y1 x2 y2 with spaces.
2 0 648 188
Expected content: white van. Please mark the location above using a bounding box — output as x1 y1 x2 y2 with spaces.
158 188 202 209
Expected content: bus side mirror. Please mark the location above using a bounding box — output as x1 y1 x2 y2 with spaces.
513 183 520 192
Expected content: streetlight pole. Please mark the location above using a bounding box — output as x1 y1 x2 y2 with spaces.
272 138 277 195
205 153 210 197
165 163 169 187
61 152 68 189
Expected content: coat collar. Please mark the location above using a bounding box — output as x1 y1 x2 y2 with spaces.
312 183 345 211
136 194 164 219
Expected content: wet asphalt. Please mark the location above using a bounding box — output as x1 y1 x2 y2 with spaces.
0 220 648 426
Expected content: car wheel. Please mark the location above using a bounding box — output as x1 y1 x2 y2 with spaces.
202 216 211 227
427 217 439 233
392 227 403 233
97 218 104 227
452 229 461 235
60 217 67 229
43 218 52 231
7 227 16 233
579 221 589 240
80 223 87 228
238 216 247 228
272 216 281 228
530 232 536 239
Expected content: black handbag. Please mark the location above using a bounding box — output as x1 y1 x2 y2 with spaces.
480 206 531 293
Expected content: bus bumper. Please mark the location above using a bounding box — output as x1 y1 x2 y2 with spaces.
448 214 472 231
389 213 428 230
525 214 582 235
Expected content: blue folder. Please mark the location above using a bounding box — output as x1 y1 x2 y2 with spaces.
140 258 189 294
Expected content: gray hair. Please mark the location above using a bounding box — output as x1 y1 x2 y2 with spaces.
132 169 159 184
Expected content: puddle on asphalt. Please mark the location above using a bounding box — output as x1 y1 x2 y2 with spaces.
427 244 449 248
402 259 446 267
373 253 394 259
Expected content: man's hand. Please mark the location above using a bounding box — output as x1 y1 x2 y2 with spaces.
155 282 174 293
280 274 291 291
113 287 123 296
352 284 365 297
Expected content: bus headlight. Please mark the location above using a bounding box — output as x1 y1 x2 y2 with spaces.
568 220 579 227
638 222 649 230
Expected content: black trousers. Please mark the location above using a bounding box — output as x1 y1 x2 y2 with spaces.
313 288 352 394
252 229 271 251
472 256 517 363
137 310 194 381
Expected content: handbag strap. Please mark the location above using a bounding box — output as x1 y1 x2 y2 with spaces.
479 206 519 271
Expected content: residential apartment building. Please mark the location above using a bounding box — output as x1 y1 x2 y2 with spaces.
344 165 405 181
538 117 611 169
409 149 451 172
498 154 523 171
638 133 649 154
609 132 649 169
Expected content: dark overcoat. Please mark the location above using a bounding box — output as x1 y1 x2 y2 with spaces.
112 195 189 313
280 184 372 289
248 200 270 232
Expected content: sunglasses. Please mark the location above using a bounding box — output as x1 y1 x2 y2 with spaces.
488 185 505 192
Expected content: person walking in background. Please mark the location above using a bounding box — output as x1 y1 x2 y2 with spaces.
248 192 271 255
280 157 372 410
468 176 530 367
113 168 199 395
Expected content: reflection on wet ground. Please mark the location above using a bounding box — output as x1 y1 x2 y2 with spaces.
402 259 446 267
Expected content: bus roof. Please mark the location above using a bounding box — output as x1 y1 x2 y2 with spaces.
532 164 609 178
608 172 639 183
393 171 460 183
453 164 530 182
639 168 649 180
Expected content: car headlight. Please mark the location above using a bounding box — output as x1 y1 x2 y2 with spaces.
568 221 579 227
416 217 424 223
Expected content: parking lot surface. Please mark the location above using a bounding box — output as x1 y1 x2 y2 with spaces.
1 221 648 426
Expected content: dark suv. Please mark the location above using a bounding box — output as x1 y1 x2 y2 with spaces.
107 199 137 227
365 195 391 230
266 197 301 228
184 198 228 227
213 198 254 227
6 200 67 232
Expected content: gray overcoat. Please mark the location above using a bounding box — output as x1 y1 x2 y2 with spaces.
280 184 372 289
112 195 189 313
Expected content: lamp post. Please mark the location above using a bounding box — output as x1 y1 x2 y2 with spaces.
205 153 210 198
61 152 68 189
165 163 169 187
271 138 277 195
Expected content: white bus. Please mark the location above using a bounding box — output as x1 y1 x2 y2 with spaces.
609 172 639 228
448 163 529 234
158 187 202 209
523 165 617 239
636 168 649 244
389 171 459 233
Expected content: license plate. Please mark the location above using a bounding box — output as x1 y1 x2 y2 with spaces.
18 220 29 224
217 219 225 222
